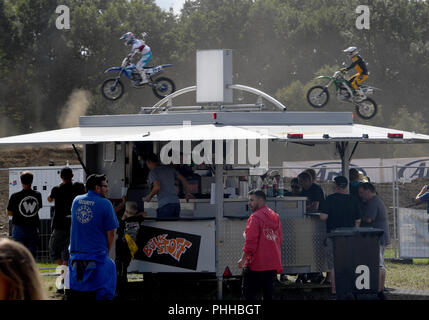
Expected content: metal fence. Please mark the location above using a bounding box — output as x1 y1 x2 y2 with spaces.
5 165 429 262
268 165 429 259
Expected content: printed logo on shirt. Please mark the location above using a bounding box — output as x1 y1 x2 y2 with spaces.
76 205 93 224
263 227 278 241
19 196 40 218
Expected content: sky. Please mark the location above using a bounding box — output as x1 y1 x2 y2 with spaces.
155 0 186 14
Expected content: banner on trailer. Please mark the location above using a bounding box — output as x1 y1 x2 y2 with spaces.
135 226 201 270
282 157 429 183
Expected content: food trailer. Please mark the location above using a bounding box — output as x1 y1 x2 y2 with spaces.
1 51 429 299
1 109 429 298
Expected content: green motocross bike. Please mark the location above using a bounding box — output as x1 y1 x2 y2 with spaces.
306 70 379 119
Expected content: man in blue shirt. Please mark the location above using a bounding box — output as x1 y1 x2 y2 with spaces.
68 174 119 300
416 184 429 214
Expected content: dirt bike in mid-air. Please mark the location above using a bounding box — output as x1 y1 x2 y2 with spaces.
306 69 380 119
101 56 175 100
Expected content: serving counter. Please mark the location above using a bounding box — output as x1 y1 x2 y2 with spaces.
129 196 328 275
144 196 307 219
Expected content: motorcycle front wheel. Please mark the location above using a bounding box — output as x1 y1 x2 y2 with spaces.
307 86 329 108
101 78 124 101
152 77 175 99
355 98 377 120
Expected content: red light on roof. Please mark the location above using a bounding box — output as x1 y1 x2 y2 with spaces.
388 133 403 139
287 133 303 139
213 113 217 120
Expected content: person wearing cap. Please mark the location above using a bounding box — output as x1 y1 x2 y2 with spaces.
319 176 361 297
358 182 390 300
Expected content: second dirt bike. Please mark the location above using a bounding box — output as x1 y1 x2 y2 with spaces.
101 56 175 100
306 70 379 119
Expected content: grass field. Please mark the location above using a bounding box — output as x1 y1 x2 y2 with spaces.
37 249 429 299
384 248 429 291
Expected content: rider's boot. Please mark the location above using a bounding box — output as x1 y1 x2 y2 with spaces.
353 87 365 101
137 71 149 85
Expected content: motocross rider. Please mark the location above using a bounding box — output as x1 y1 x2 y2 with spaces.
341 47 368 98
120 32 152 85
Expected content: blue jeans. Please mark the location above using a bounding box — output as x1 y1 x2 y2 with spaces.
12 225 38 258
156 203 180 219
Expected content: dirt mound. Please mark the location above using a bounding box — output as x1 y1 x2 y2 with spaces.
0 146 83 237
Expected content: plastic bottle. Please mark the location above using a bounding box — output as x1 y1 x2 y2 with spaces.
257 176 263 190
267 178 274 197
278 177 284 197
273 177 279 197
262 178 268 195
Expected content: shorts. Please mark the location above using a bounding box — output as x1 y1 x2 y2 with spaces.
379 245 386 269
49 229 70 262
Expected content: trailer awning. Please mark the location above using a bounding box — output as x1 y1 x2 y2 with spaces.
0 124 275 146
0 112 429 146
242 124 429 143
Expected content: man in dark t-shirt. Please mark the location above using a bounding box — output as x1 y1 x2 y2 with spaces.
48 167 85 266
297 171 326 284
7 171 43 258
298 171 325 213
320 176 361 296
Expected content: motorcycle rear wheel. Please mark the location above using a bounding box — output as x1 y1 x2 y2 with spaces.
355 98 377 120
101 78 124 101
307 86 329 108
152 77 175 99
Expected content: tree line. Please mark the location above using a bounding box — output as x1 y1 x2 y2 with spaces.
0 0 428 157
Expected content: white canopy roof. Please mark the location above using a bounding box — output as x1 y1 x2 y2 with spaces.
0 124 275 145
0 112 428 146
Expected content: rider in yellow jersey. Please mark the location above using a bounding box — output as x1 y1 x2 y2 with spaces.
341 47 368 98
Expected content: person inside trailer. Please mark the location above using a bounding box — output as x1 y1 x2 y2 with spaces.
144 153 194 219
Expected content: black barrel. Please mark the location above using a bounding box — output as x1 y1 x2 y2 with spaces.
328 227 384 300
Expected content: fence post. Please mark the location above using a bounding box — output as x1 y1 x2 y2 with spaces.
392 165 398 259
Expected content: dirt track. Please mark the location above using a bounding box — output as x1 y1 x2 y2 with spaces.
0 146 83 237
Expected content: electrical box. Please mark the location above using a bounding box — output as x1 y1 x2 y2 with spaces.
196 49 233 103
9 165 84 219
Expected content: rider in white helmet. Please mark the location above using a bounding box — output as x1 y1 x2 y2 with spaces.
120 32 152 85
341 46 368 98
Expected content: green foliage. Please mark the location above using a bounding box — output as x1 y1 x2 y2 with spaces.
0 0 428 159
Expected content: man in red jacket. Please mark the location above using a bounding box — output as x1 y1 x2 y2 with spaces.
237 189 283 300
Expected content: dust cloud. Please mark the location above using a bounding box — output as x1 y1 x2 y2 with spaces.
58 89 93 128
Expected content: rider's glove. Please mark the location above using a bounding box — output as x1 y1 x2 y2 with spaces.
340 67 347 72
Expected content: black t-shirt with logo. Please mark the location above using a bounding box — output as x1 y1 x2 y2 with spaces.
50 182 86 230
7 189 43 228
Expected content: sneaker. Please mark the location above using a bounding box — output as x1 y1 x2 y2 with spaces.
295 274 308 284
55 288 64 296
